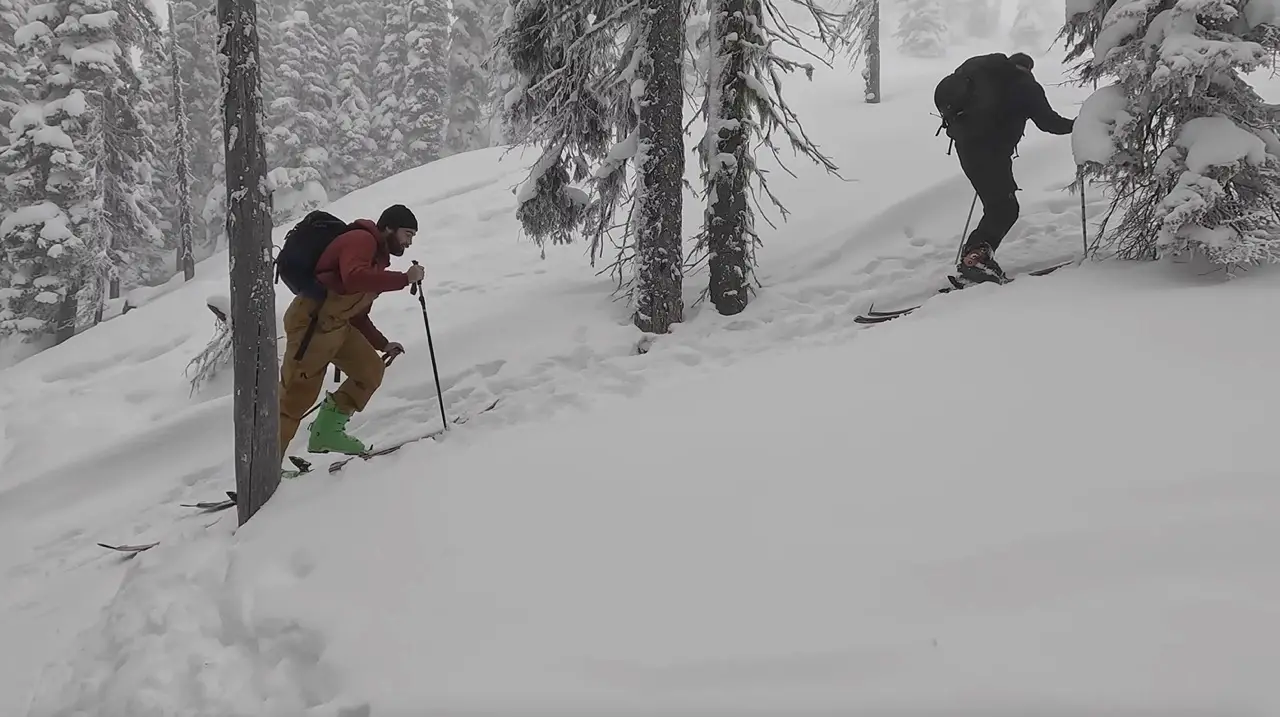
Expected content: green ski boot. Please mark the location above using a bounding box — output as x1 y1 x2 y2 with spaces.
307 395 369 455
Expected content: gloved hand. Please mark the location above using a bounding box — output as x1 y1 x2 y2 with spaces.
383 342 405 365
405 264 425 284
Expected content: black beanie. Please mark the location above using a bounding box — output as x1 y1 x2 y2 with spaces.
377 204 418 231
1009 52 1034 71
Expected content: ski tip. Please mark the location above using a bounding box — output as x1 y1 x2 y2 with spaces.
98 541 159 553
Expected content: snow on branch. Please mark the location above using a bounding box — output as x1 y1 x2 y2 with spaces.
494 0 643 266
1071 0 1280 269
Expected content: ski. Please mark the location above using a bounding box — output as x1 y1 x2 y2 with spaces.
281 455 314 481
98 541 159 553
181 490 238 512
855 260 1071 325
327 398 500 474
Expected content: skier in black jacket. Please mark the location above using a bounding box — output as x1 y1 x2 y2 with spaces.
936 52 1075 284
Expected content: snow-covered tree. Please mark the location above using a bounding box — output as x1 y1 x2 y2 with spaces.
1009 0 1054 50
0 1 104 343
370 3 409 178
497 0 687 333
94 72 167 298
1067 0 1280 268
401 0 450 166
267 9 334 222
691 0 848 315
331 26 375 193
170 0 222 255
0 0 25 132
838 0 880 103
136 49 176 236
478 0 512 145
167 3 195 280
896 0 946 58
331 0 382 78
443 0 491 155
93 0 168 299
255 0 288 121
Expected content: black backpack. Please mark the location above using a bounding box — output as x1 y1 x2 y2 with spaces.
934 53 1010 139
274 210 353 301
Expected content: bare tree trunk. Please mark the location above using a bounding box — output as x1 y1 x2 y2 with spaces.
865 0 880 104
706 0 750 316
54 286 78 344
632 0 684 334
219 0 280 526
170 3 196 282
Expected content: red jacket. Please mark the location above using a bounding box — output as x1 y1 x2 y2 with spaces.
313 218 409 350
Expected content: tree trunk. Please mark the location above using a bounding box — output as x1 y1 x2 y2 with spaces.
219 0 280 526
632 0 684 334
865 0 880 104
706 0 750 316
54 288 78 344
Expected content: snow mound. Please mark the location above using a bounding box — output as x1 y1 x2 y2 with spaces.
1174 115 1269 174
29 261 1280 716
1071 83 1129 166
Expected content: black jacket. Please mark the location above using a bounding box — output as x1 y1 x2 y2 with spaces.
949 54 1074 150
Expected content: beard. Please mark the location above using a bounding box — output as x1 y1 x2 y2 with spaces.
388 239 406 256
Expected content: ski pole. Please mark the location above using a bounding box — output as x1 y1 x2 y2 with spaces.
411 260 448 429
1078 171 1089 258
955 191 978 265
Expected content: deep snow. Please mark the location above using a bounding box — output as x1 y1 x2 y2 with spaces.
5 31 1280 717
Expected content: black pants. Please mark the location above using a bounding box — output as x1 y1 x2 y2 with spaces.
956 142 1019 255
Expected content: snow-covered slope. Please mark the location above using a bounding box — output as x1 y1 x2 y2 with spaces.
7 42 1280 717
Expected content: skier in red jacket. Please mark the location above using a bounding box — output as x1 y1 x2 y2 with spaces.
278 204 423 457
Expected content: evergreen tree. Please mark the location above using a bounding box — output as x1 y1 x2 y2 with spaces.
443 0 491 155
95 0 167 298
170 0 222 255
401 0 450 166
0 0 103 343
479 0 512 146
896 0 946 58
256 0 289 131
0 0 24 132
370 3 409 178
167 1 195 280
691 0 847 315
497 0 688 333
136 45 178 258
332 0 382 79
332 26 375 193
837 0 879 103
1066 0 1280 268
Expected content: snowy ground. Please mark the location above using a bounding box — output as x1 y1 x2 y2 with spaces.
6 40 1280 717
